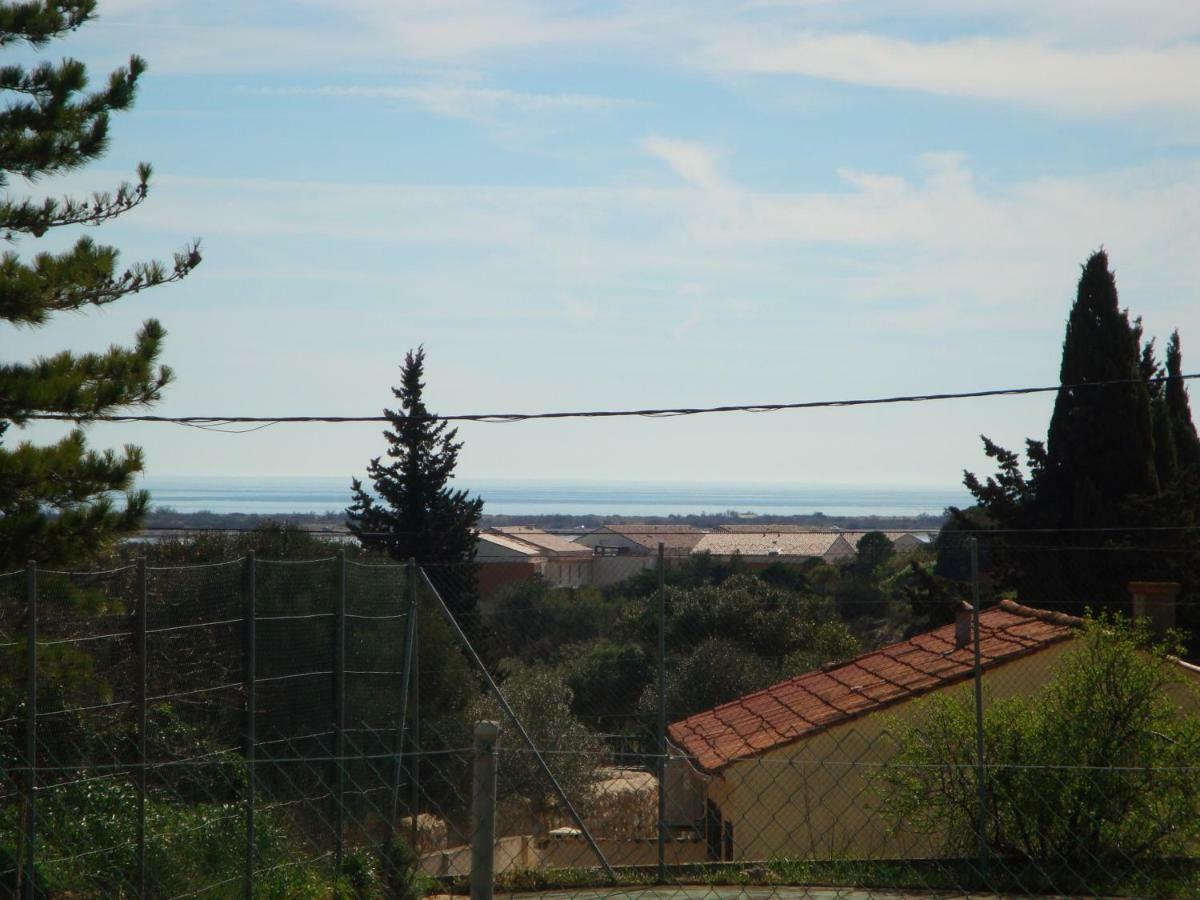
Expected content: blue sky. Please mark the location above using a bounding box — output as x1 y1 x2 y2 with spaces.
11 0 1200 487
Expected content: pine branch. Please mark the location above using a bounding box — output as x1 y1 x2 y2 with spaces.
0 318 171 422
0 162 150 237
0 53 145 183
0 236 201 324
0 0 95 48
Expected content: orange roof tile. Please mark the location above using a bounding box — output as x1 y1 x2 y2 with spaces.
667 600 1079 774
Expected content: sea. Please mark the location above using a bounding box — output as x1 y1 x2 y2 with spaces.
138 477 969 518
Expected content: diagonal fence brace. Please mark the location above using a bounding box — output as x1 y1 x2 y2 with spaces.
417 567 617 883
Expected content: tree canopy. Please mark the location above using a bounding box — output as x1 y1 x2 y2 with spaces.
0 0 200 569
346 346 483 622
882 615 1200 880
950 251 1200 625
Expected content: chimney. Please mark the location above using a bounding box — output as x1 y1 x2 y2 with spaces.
1128 581 1180 639
954 602 973 650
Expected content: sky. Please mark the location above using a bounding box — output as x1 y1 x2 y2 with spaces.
9 0 1200 488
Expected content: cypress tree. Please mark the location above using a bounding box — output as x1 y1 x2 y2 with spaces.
0 1 201 569
953 251 1196 619
346 347 483 623
1041 250 1158 524
1165 330 1200 475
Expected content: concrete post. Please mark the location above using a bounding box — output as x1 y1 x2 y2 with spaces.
471 721 501 900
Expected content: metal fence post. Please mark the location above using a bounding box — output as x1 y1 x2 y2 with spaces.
409 579 420 853
389 559 419 851
470 721 500 900
23 561 37 900
333 549 347 875
135 559 148 898
656 542 667 883
243 551 257 900
968 537 989 879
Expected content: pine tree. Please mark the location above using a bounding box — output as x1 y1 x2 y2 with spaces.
0 1 201 569
346 347 483 622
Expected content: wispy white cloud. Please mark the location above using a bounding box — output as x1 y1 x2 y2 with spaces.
242 83 637 120
99 143 1200 339
641 137 731 191
691 27 1200 116
77 1 1200 118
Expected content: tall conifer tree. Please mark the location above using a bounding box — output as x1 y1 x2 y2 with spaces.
346 347 483 622
1165 330 1200 475
0 0 201 569
1040 250 1158 523
952 251 1200 621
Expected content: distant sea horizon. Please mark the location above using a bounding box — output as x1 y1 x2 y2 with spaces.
138 476 969 518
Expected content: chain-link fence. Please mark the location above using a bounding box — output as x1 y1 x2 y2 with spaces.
3 536 1200 898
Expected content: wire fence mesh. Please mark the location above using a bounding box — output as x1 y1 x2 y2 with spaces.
3 534 1200 897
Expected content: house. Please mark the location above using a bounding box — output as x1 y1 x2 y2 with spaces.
665 591 1200 863
575 524 706 556
474 528 593 597
885 531 934 553
575 524 707 585
690 532 856 566
492 526 594 588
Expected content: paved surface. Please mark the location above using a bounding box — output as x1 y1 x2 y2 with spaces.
502 888 994 900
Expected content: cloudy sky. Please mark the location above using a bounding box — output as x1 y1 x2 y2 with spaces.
10 0 1200 488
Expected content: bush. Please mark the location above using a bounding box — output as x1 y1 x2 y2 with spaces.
880 615 1200 870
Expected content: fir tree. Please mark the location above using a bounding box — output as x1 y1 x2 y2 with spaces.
346 347 483 622
0 0 201 569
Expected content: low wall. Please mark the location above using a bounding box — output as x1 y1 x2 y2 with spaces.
421 835 706 877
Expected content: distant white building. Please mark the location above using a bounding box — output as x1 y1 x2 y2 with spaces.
691 532 856 566
474 528 593 593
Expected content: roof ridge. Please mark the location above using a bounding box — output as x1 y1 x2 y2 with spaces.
480 529 544 554
996 597 1083 628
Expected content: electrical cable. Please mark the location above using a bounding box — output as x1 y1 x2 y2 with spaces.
20 373 1200 428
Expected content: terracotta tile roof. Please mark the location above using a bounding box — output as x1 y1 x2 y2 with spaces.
668 599 1079 774
692 532 846 559
492 527 593 556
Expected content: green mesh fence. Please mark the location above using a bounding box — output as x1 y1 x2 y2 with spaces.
4 544 1200 899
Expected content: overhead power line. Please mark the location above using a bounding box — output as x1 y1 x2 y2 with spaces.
20 373 1200 430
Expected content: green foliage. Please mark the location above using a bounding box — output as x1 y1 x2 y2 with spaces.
630 575 859 720
485 580 612 665
468 666 600 833
953 251 1200 629
655 636 778 719
347 346 484 626
854 531 894 575
881 615 1200 867
0 0 201 570
561 639 652 728
0 776 334 897
378 837 428 900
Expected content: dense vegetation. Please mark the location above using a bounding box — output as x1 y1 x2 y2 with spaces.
483 537 943 735
882 615 1200 882
948 251 1200 643
4 523 942 895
